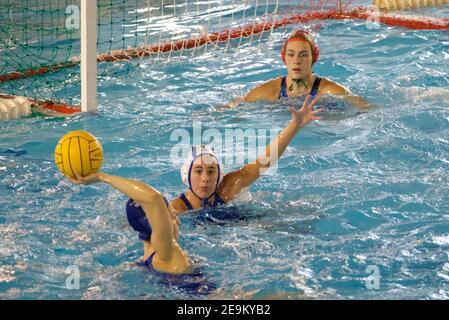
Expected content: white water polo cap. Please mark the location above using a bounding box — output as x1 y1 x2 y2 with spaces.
180 145 224 190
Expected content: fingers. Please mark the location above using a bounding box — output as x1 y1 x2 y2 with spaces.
291 96 322 121
300 95 320 112
311 107 323 121
71 171 88 184
312 107 323 115
308 95 320 109
66 175 79 184
288 106 296 115
73 171 82 179
303 94 310 106
299 95 310 111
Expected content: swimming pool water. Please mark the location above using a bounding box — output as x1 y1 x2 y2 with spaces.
1 1 449 299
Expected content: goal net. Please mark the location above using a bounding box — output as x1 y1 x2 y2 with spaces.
0 0 447 120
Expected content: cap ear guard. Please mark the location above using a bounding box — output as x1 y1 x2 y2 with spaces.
180 145 224 191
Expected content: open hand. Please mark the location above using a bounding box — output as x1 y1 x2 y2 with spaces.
288 95 322 128
66 171 101 185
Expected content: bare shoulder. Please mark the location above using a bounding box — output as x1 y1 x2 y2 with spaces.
245 77 283 102
319 77 372 110
318 77 352 96
170 197 188 214
216 170 242 202
216 171 236 202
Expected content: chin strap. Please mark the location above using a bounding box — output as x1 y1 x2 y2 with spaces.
190 188 216 209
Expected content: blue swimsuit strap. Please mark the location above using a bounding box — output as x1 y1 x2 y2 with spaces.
214 192 225 205
310 75 321 98
139 251 157 269
279 77 288 98
179 192 225 210
179 193 194 211
279 74 321 99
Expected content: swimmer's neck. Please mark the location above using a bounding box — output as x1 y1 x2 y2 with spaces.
185 190 215 209
286 72 315 94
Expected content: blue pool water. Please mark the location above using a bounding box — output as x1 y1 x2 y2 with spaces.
1 2 449 299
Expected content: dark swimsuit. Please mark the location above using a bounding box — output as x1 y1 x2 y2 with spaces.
138 252 216 295
126 192 226 242
179 192 250 225
128 199 216 295
279 74 321 99
178 192 225 211
126 196 169 241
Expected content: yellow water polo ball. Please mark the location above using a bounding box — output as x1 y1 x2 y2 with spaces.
55 130 103 179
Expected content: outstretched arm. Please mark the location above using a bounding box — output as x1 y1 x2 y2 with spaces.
223 89 261 109
70 172 161 203
320 80 373 111
342 94 373 111
218 95 322 201
223 78 281 108
67 172 179 263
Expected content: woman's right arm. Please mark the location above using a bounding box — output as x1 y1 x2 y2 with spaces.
98 173 162 204
67 172 181 264
67 171 161 204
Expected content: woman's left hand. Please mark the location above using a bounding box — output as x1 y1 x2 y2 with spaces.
288 95 322 128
